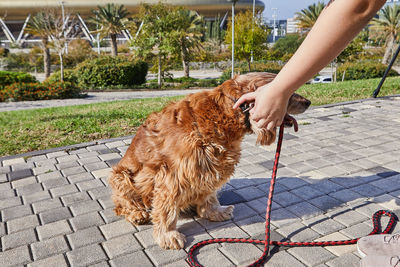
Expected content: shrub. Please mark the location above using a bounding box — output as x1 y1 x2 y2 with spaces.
0 47 9 57
0 71 37 87
0 82 81 102
45 69 79 85
221 61 283 81
75 56 148 89
337 61 398 81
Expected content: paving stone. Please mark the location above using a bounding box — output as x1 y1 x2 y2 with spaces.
78 156 101 165
11 176 37 188
27 254 68 267
36 171 63 182
47 151 68 158
8 168 33 181
218 190 246 205
0 173 7 183
270 208 301 228
106 158 121 167
370 175 400 192
1 204 32 221
209 222 250 239
66 244 108 267
41 177 69 190
0 245 32 266
277 222 320 242
88 186 112 199
61 191 91 206
11 162 35 171
308 196 343 211
36 220 72 240
219 242 264 266
310 180 344 194
87 144 109 152
302 215 346 236
2 228 37 250
231 202 258 221
33 165 57 175
326 253 360 267
15 182 43 196
315 232 357 256
100 219 137 239
288 246 336 266
77 151 99 159
110 250 154 267
92 168 112 179
134 228 157 249
0 165 10 174
273 191 303 207
61 166 86 177
339 222 374 239
264 250 306 267
235 215 266 237
234 186 265 201
39 207 72 224
32 198 62 213
328 189 365 203
70 200 102 216
23 190 51 203
84 161 109 172
145 246 187 266
352 183 385 197
50 184 78 197
67 226 105 249
3 157 25 166
56 154 79 163
291 185 325 200
372 194 400 210
56 160 80 170
76 179 104 191
98 196 115 209
99 153 121 161
7 214 39 233
69 211 105 231
31 235 69 260
67 172 94 184
102 234 142 259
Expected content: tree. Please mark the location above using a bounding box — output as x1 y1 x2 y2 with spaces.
272 33 305 59
25 12 51 78
225 10 269 71
337 31 366 63
295 1 326 33
172 9 203 78
371 4 400 64
132 3 181 86
90 3 130 57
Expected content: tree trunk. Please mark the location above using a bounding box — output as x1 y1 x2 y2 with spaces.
247 58 252 72
382 34 395 65
59 52 64 82
158 53 162 88
42 38 51 78
110 34 118 57
181 40 190 78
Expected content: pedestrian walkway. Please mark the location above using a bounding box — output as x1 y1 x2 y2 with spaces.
0 89 208 113
0 96 400 266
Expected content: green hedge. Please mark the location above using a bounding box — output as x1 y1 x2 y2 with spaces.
0 71 37 87
337 61 398 81
75 56 148 89
46 69 79 85
221 62 283 81
0 82 82 102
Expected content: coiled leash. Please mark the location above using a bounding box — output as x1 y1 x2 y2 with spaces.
187 117 397 267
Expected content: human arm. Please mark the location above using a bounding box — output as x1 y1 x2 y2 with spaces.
233 0 386 130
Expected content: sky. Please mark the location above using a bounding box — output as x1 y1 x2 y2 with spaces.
261 0 328 20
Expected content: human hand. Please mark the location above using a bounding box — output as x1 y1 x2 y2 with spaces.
233 83 290 130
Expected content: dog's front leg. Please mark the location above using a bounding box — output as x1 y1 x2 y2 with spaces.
196 192 234 222
151 190 186 250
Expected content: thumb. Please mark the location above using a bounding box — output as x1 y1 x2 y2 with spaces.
233 92 256 109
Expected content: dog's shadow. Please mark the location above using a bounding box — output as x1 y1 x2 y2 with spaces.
177 170 400 261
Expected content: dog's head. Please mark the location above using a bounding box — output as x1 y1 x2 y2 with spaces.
222 72 311 145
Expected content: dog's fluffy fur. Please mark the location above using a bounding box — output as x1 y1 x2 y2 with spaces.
108 72 310 249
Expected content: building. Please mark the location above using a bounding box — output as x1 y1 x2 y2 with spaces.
0 0 264 46
286 17 299 34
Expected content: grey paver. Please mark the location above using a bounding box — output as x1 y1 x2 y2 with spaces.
7 214 39 233
110 250 154 267
219 243 264 266
32 197 63 213
2 228 37 250
99 219 137 239
36 220 72 240
39 207 72 224
66 244 108 267
145 246 187 266
0 245 32 266
27 254 68 267
31 235 69 260
60 191 91 205
1 204 32 221
67 226 105 249
102 234 142 259
69 199 102 216
69 211 105 231
23 190 51 203
288 247 336 266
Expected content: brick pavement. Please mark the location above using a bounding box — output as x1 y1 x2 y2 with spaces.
0 96 400 266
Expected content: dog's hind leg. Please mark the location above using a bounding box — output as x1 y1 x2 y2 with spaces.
196 192 234 222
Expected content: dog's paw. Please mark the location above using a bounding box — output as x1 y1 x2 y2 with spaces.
206 205 234 222
156 230 186 250
126 210 151 225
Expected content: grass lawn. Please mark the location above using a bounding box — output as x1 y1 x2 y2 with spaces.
1 76 399 157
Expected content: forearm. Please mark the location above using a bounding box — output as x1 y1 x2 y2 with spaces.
271 0 386 97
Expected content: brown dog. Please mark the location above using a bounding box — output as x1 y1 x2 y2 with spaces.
108 72 311 249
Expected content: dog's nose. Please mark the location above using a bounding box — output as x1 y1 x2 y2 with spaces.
304 99 311 108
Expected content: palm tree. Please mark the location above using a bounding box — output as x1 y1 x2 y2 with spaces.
25 12 52 78
295 2 326 33
174 10 203 78
372 5 400 64
90 3 129 57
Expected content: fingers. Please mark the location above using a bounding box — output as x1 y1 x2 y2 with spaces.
232 92 256 109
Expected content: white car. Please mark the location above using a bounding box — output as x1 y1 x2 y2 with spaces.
311 76 332 84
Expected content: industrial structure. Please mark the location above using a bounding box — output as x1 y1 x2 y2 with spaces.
0 0 264 46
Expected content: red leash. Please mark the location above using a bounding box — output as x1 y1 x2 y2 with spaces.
187 122 397 267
